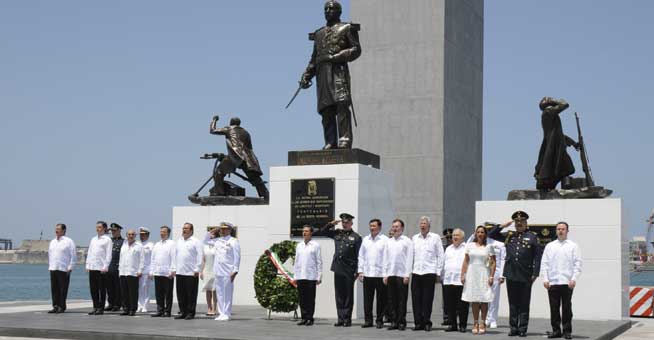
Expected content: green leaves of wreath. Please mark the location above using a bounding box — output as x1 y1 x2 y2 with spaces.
254 240 298 313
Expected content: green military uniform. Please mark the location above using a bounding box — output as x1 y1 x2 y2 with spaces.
489 212 543 336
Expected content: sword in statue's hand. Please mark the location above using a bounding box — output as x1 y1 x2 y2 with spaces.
285 80 312 109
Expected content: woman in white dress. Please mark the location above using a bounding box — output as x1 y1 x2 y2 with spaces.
461 225 496 335
200 227 218 316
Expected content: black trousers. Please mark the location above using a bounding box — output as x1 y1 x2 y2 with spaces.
320 103 353 147
176 275 199 317
89 270 108 309
411 273 437 327
443 285 469 328
507 280 533 333
50 270 70 310
387 276 409 326
297 280 317 321
334 273 355 321
106 270 123 309
442 284 449 322
363 277 386 324
154 275 174 314
120 276 139 312
548 285 574 334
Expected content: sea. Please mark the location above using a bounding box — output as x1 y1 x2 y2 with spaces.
1 264 654 302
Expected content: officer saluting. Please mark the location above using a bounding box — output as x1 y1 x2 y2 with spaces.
488 211 542 337
321 213 362 327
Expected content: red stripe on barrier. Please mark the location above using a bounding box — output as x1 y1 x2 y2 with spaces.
630 287 642 299
644 307 654 317
630 290 653 315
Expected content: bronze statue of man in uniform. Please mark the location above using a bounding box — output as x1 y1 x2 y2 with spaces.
534 97 580 191
299 0 361 149
209 116 269 200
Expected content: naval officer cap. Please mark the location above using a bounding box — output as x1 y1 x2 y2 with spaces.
110 223 123 230
511 210 529 220
339 213 355 221
139 227 150 234
219 222 235 229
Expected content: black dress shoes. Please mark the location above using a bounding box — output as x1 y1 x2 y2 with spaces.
548 331 563 338
343 320 352 327
120 311 130 316
305 320 314 326
151 312 163 317
445 326 458 332
508 330 519 336
563 333 572 339
111 306 121 312
375 322 383 329
519 332 527 337
184 315 194 320
425 324 432 332
413 324 424 331
129 311 136 316
95 309 104 315
459 326 467 333
398 324 406 331
104 306 113 311
297 320 307 326
334 320 344 327
48 308 58 314
387 323 398 330
87 310 97 315
361 322 373 328
174 314 187 320
163 312 171 317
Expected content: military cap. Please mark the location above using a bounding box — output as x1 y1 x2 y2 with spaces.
339 213 355 221
219 222 235 229
511 210 529 220
110 223 123 230
139 227 150 234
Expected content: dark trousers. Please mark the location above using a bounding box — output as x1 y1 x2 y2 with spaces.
50 270 70 310
411 273 437 327
363 277 386 324
548 285 574 334
154 275 174 314
443 285 469 328
106 270 123 309
442 284 449 322
176 275 199 317
507 280 533 333
120 276 139 312
89 270 108 309
334 273 355 321
320 103 353 147
297 280 317 321
387 276 409 326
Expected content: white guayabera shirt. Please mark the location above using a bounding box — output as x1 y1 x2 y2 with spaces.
150 239 176 276
294 240 323 281
357 233 388 278
86 234 112 271
48 236 76 272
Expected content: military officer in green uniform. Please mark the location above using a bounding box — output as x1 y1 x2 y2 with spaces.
321 212 362 326
489 211 542 337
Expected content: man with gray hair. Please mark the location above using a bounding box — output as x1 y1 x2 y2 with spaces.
442 228 469 332
411 216 444 331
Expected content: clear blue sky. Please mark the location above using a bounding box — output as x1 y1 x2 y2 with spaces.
1 1 652 245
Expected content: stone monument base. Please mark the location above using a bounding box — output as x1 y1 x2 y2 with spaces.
476 198 627 321
173 163 394 319
288 148 380 169
507 186 612 200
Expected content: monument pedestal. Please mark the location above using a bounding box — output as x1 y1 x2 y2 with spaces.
475 198 628 321
173 162 394 319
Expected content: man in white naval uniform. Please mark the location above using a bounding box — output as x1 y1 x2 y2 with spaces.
205 222 241 321
137 227 154 312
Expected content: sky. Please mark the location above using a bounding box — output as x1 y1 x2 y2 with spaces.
0 0 652 245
